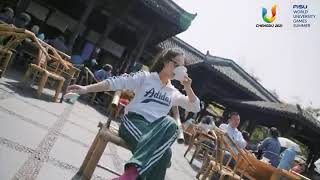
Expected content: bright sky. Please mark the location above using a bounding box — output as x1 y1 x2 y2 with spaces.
173 0 320 108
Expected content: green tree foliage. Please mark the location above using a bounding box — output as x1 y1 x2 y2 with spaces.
250 126 269 144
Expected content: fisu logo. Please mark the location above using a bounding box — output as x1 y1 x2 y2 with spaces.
141 88 171 106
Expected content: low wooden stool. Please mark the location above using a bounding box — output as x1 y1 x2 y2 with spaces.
72 122 130 180
0 48 13 78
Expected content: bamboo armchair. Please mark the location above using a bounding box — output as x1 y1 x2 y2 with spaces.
184 125 216 164
0 24 34 77
78 67 97 86
183 123 198 145
0 25 64 101
241 151 300 180
44 47 81 103
82 67 101 104
199 128 256 180
23 39 72 102
225 136 301 180
23 45 66 102
200 129 300 180
76 67 131 116
0 24 80 102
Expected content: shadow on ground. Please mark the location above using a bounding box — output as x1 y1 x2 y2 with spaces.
1 69 114 118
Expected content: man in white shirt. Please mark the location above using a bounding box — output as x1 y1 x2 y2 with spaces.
219 112 247 167
219 112 247 149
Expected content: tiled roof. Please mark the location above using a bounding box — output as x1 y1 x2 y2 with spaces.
225 99 320 131
215 65 268 100
158 37 278 102
205 56 279 102
158 37 204 65
141 0 197 30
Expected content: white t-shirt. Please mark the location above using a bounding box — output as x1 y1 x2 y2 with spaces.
105 71 200 122
219 123 247 149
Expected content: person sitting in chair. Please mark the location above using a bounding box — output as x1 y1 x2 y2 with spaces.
67 48 200 180
219 112 247 167
199 115 216 133
258 127 281 167
198 115 216 150
94 64 113 81
219 112 247 149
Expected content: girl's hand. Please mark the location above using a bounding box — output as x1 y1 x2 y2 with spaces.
182 76 192 89
66 85 88 94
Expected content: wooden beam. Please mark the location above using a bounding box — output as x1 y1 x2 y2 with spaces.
67 0 97 50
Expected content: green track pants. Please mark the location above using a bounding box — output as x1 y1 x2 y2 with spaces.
119 112 178 180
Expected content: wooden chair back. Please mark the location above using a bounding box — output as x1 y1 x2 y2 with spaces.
214 128 256 177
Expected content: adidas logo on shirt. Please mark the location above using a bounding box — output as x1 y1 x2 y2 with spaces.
141 88 171 106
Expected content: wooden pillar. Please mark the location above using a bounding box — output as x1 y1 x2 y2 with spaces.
96 1 135 49
131 24 154 66
15 0 32 17
67 0 97 50
122 24 154 73
97 19 117 48
120 48 136 73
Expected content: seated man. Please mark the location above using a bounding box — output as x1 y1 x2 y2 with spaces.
219 112 247 167
93 64 113 104
94 64 113 81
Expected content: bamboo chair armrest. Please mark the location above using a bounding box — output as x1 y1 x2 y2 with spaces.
84 67 99 83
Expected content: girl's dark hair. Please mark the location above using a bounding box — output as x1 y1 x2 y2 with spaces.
242 131 250 141
270 127 279 138
201 115 213 125
150 48 184 73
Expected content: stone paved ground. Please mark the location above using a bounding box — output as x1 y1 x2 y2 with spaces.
0 70 202 180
